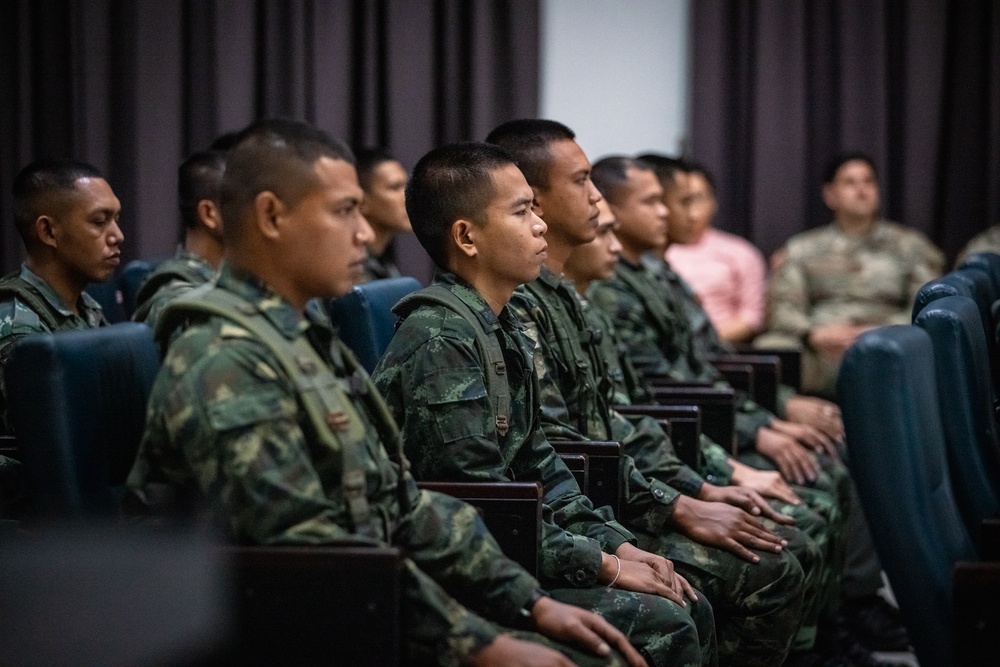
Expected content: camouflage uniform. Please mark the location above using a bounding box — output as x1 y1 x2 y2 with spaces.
372 273 717 667
509 266 808 666
956 224 1000 266
132 246 216 330
126 264 629 667
0 264 107 434
358 247 402 284
759 220 944 398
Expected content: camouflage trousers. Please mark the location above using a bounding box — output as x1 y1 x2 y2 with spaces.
631 526 806 667
551 586 717 667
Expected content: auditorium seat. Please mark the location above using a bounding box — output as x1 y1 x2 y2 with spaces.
839 325 981 667
914 295 1000 544
119 258 161 319
958 251 1000 291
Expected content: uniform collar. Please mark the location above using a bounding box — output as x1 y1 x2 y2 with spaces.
434 272 523 334
216 262 311 340
19 264 102 317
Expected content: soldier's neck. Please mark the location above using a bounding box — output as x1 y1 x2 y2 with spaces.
25 255 84 315
185 228 224 269
541 235 575 276
834 214 877 237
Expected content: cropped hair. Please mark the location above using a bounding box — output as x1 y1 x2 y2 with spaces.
12 158 104 243
636 153 686 191
823 151 879 184
406 141 518 270
220 118 354 242
591 156 651 205
355 147 398 191
680 160 717 194
485 119 575 190
178 150 227 230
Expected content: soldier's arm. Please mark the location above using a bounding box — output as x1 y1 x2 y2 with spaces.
588 282 673 378
900 233 947 322
763 248 813 342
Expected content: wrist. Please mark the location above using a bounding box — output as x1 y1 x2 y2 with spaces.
520 588 550 622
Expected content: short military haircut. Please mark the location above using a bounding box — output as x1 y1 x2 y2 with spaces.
12 158 104 244
680 160 717 194
485 119 575 190
823 151 879 184
406 141 518 270
178 150 227 230
355 147 398 192
638 153 687 191
220 118 354 243
591 156 652 205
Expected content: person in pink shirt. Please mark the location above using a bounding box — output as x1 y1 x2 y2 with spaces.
662 161 767 344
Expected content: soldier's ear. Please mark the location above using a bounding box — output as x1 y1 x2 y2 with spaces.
197 199 223 236
253 191 283 240
35 215 58 249
451 219 478 259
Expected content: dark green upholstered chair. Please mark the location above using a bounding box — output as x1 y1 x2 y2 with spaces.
120 258 162 319
839 325 978 667
914 295 1000 545
958 251 1000 291
84 276 126 323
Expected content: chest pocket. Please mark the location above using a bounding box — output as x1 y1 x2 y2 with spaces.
425 368 490 443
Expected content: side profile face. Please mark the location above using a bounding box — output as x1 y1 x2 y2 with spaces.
679 171 716 245
279 156 374 303
46 176 124 284
610 167 668 254
469 163 548 286
662 171 693 245
532 139 602 247
823 159 880 220
360 159 410 233
565 198 621 284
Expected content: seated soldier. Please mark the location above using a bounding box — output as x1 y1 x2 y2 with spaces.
126 118 648 667
372 141 717 667
758 153 944 399
956 223 1000 266
486 120 815 667
0 158 123 434
589 156 908 661
356 147 410 282
132 149 226 329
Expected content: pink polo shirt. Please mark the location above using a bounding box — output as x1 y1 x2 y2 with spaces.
666 227 767 332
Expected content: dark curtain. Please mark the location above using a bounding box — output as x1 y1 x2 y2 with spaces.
689 0 1000 264
0 0 540 282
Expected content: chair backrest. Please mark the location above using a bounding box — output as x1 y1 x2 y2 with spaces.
326 277 422 372
914 295 1000 542
120 258 161 319
958 251 1000 291
6 322 161 520
839 325 977 667
84 276 126 323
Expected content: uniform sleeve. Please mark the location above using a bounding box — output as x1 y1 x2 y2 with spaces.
899 232 946 323
765 246 813 342
374 327 627 589
589 280 676 378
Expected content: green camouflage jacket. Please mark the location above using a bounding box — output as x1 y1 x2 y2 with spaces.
127 263 541 666
510 267 708 534
0 264 106 433
589 256 773 452
766 220 944 341
372 273 636 589
132 246 217 330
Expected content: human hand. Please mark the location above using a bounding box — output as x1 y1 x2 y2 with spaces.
470 634 579 667
530 596 648 667
671 494 787 563
784 395 844 443
729 461 802 506
615 542 698 603
755 427 820 485
599 548 685 606
698 483 795 525
770 418 839 460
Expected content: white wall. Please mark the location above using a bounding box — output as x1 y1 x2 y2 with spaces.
540 0 690 163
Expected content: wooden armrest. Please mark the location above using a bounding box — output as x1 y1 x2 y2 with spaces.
418 481 542 576
735 344 801 391
615 404 702 470
221 543 403 666
713 362 755 398
712 354 781 413
651 386 736 454
558 453 589 497
551 441 622 519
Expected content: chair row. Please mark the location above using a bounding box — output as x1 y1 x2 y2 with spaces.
838 253 1000 667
